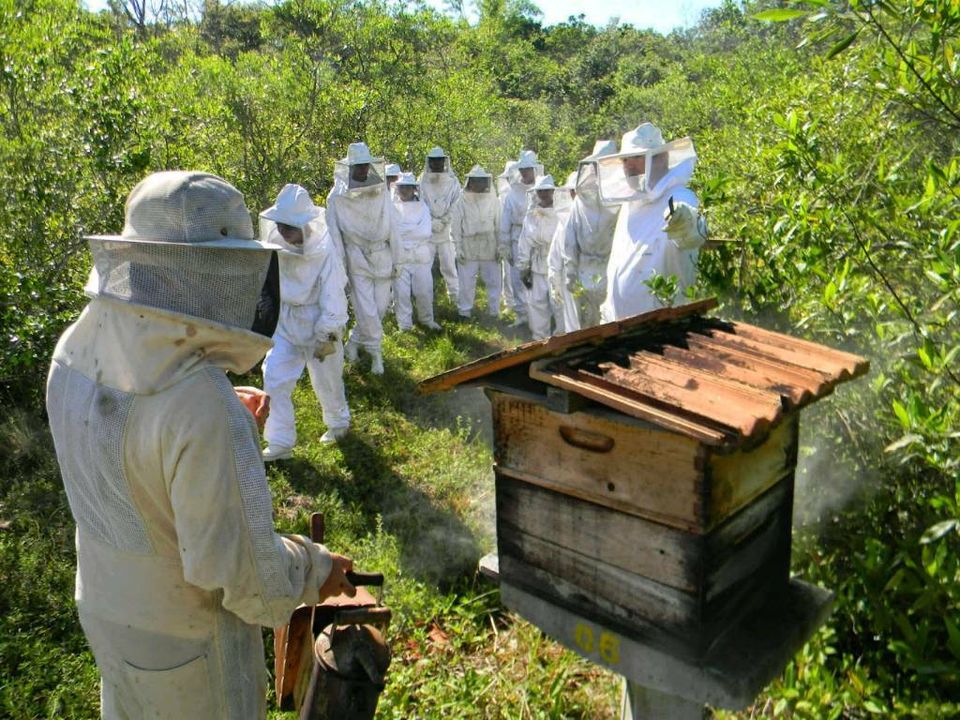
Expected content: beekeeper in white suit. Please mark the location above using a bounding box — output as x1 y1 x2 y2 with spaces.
547 171 577 334
599 123 707 321
451 165 502 320
515 174 561 340
259 184 351 461
499 150 542 327
561 140 619 329
419 146 461 301
391 172 440 331
326 142 394 375
46 171 355 719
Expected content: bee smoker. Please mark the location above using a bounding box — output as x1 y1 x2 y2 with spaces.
275 513 392 720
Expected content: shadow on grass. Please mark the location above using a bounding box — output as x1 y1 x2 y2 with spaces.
276 433 483 591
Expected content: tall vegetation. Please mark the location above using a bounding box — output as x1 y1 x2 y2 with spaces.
1 0 958 716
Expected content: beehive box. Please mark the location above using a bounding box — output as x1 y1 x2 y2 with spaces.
420 299 868 657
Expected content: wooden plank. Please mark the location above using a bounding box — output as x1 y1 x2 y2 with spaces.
491 393 710 531
496 475 702 592
498 546 698 633
622 682 706 720
528 362 731 447
595 363 780 439
418 298 718 395
654 343 814 407
707 413 799 525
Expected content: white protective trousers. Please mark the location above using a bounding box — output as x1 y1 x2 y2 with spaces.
430 232 459 300
458 260 502 317
262 335 350 448
394 262 435 329
527 271 552 340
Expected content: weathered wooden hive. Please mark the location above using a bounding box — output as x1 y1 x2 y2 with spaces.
420 299 869 663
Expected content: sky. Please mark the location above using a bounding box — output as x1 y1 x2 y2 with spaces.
84 0 725 34
429 0 725 34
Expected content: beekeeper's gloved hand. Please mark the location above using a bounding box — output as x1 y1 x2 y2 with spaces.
662 201 706 251
314 340 337 360
431 218 445 234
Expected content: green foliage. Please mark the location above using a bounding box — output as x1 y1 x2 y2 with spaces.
2 0 960 716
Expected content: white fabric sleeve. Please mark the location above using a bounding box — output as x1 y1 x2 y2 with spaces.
168 371 333 628
314 241 349 338
324 199 347 266
499 196 513 247
516 219 532 273
561 213 580 282
449 200 464 248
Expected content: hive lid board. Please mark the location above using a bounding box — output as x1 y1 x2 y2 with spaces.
419 298 869 450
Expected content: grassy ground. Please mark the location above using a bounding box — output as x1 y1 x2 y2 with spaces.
0 291 621 719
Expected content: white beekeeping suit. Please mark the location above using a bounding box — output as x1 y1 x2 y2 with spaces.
385 162 402 194
499 150 543 326
451 165 502 320
259 184 351 460
547 171 578 334
598 123 707 321
46 171 345 719
391 172 440 331
497 160 518 315
418 146 461 301
326 142 394 375
562 140 619 329
515 174 560 340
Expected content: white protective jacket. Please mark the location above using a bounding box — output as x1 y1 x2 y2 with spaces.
326 185 395 281
499 181 532 257
392 198 434 265
562 176 619 292
46 297 333 719
516 205 560 277
419 164 461 244
270 213 349 348
601 159 704 321
451 190 500 262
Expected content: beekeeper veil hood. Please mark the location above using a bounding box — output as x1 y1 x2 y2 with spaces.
464 165 493 194
423 146 453 175
333 142 386 195
259 183 324 256
85 170 279 330
576 139 617 198
596 123 697 204
512 149 543 186
527 174 558 211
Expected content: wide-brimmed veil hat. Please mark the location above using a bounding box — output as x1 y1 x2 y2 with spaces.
596 122 697 203
395 172 419 186
86 171 280 251
260 184 321 230
84 170 278 330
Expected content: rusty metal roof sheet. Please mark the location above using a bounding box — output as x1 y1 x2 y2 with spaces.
418 299 869 448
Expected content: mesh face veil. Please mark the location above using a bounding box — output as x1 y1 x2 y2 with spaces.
596 136 698 204
85 171 275 330
88 241 270 330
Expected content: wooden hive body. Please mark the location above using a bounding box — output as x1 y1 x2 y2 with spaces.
492 390 798 656
420 299 869 660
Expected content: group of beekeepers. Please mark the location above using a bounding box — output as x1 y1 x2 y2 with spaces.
42 120 708 719
253 121 707 461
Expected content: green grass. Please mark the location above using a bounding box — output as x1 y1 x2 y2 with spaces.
0 291 620 720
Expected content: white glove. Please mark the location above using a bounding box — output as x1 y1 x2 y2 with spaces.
662 201 705 251
431 218 445 234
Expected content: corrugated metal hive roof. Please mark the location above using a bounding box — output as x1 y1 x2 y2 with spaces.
419 299 869 449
